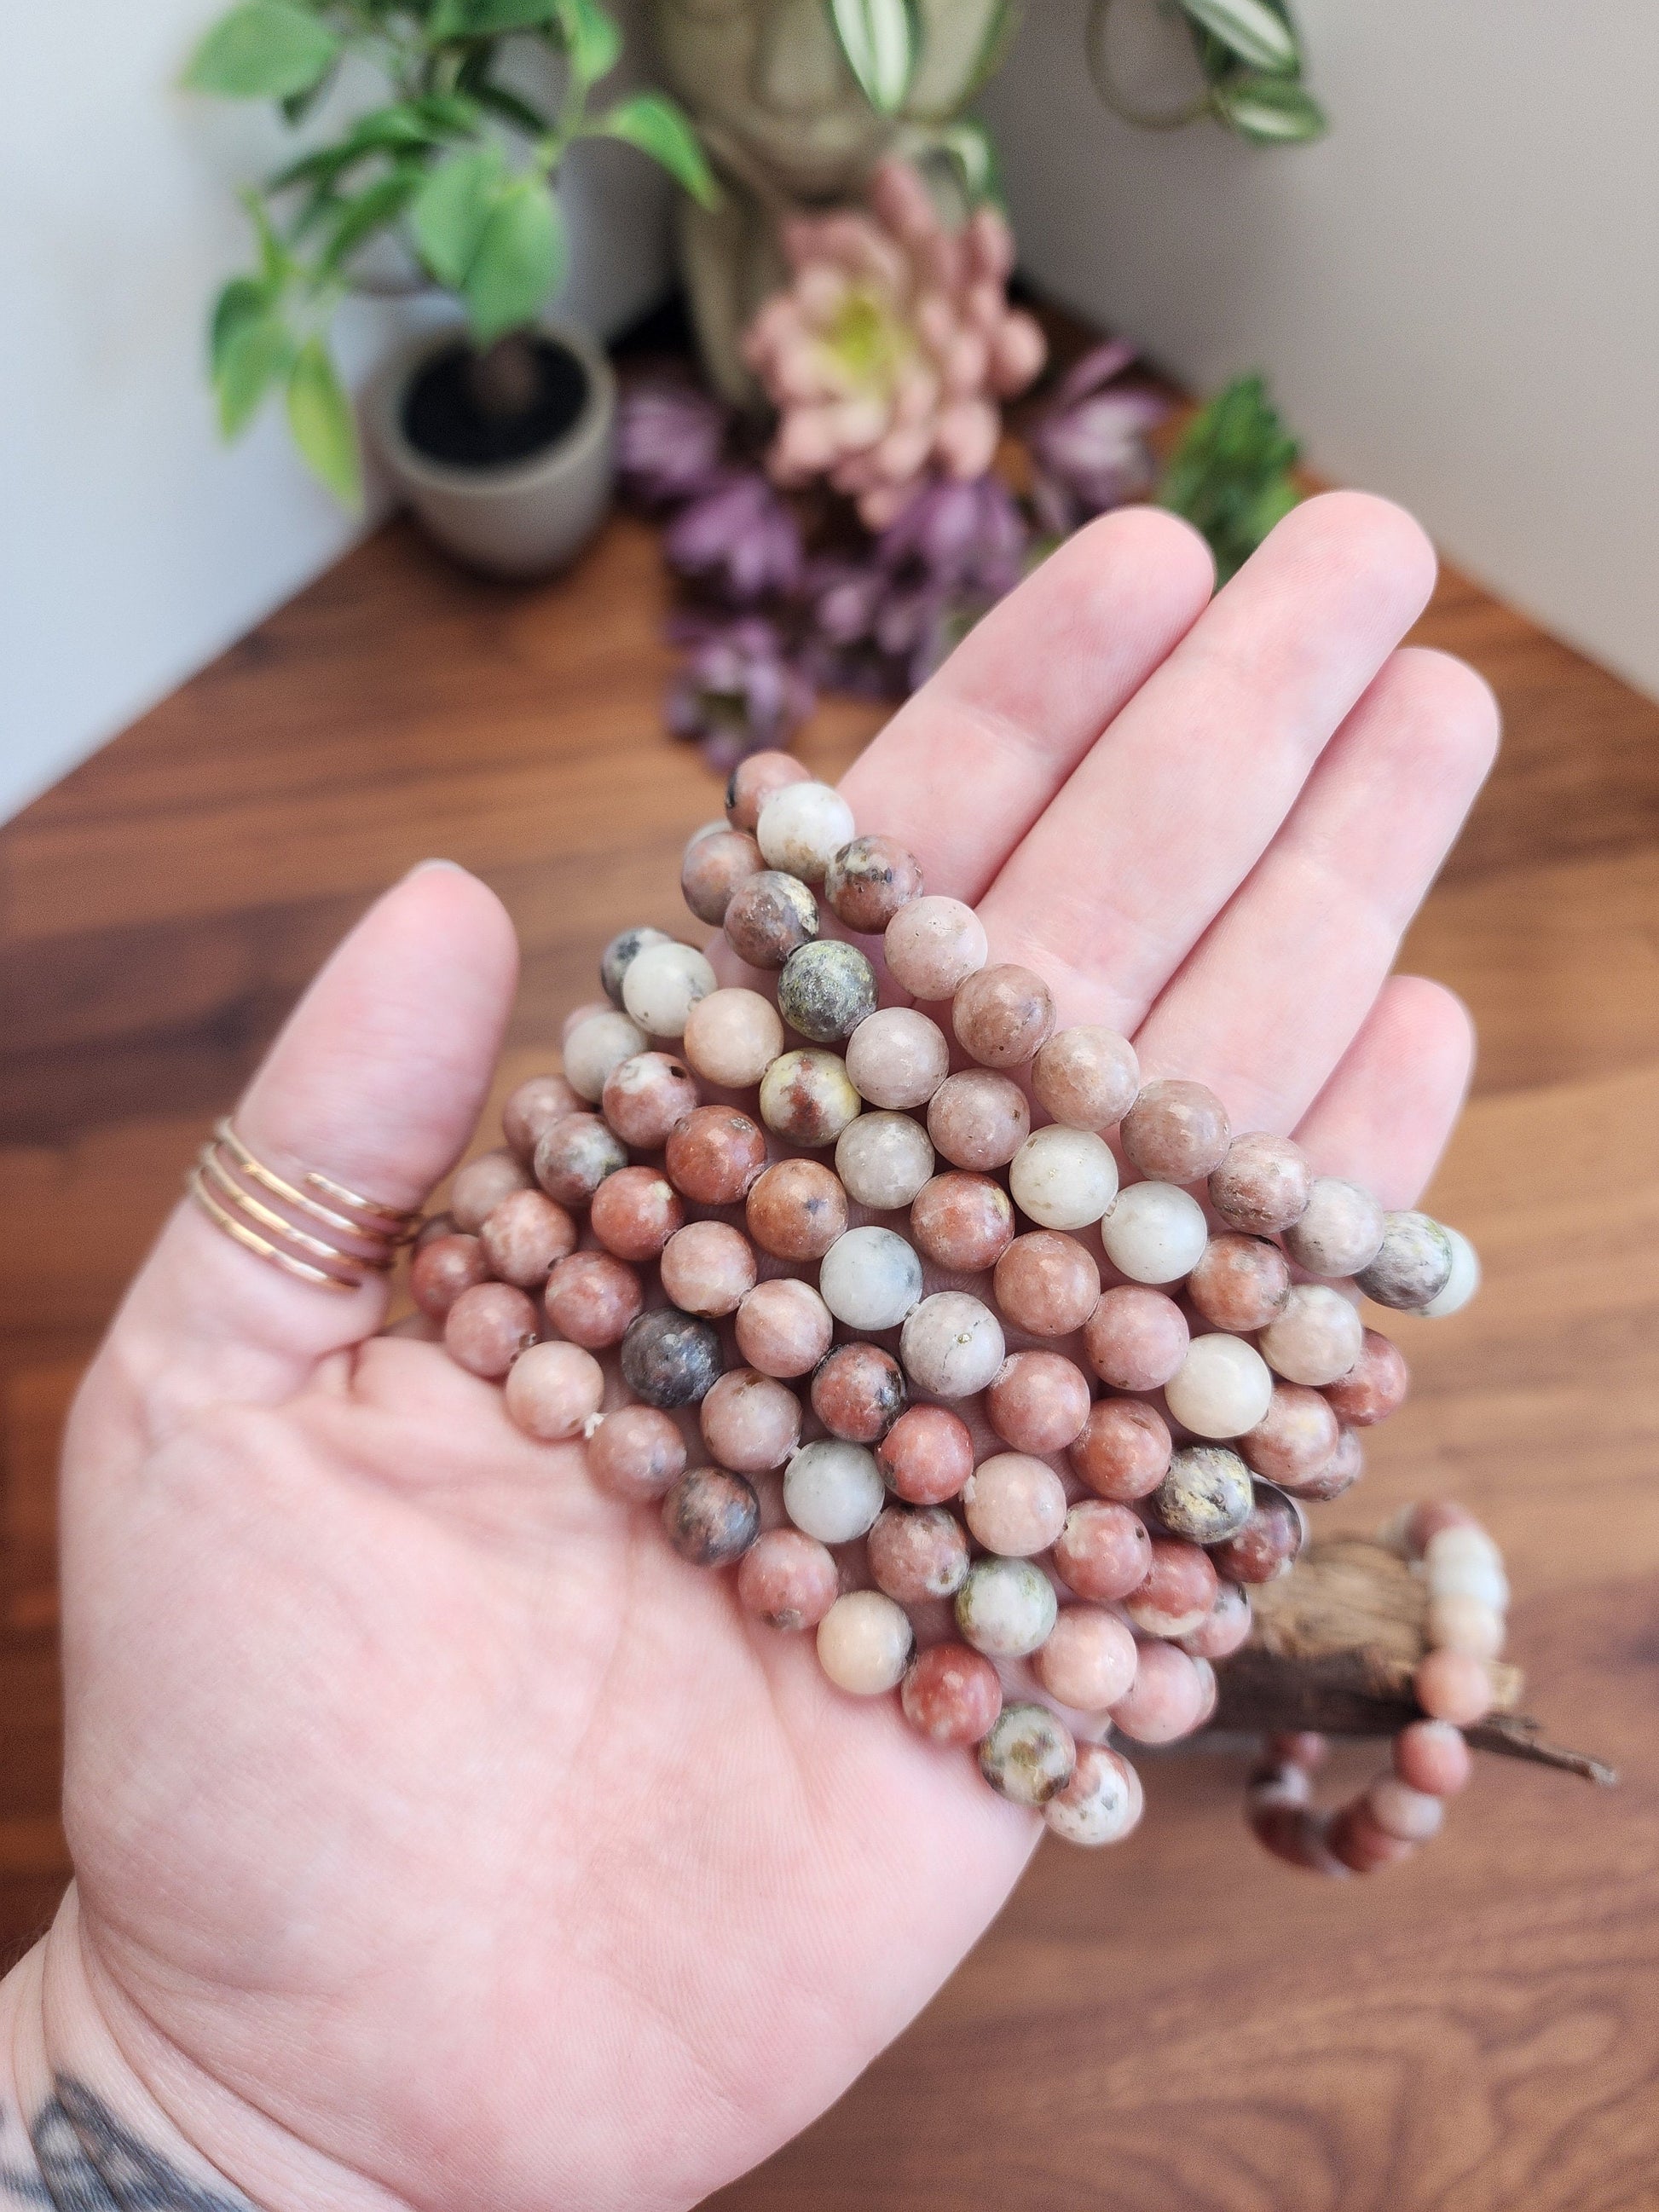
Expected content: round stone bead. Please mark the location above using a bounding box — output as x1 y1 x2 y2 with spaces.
588 1405 687 1503
1121 1078 1230 1183
823 834 923 933
1054 1501 1153 1603
450 1147 533 1232
1165 1332 1275 1440
1325 1328 1410 1426
600 926 673 1008
1210 1485 1304 1584
684 817 725 853
1284 1175 1386 1278
951 963 1056 1070
835 1112 935 1211
758 1048 862 1147
1109 1641 1206 1745
602 1051 700 1149
1328 1803 1416 1874
663 1106 767 1207
816 1590 915 1695
746 1158 848 1261
1414 1646 1493 1727
994 1232 1101 1337
737 1528 839 1632
811 1343 906 1443
986 1351 1092 1455
1356 1211 1455 1312
544 1251 643 1349
734 1278 835 1378
1082 1285 1188 1390
963 1453 1068 1556
926 1070 1029 1170
901 1643 1003 1745
843 1008 951 1110
1393 1718 1473 1797
681 828 764 926
1425 1594 1504 1659
1366 1776 1445 1845
1188 1233 1292 1334
444 1282 539 1377
1259 1283 1365 1386
1423 1523 1509 1608
680 988 784 1089
910 1171 1015 1272
1295 1424 1365 1500
563 1001 615 1050
1178 1577 1252 1660
590 1167 683 1262
1421 1225 1481 1318
480 1189 578 1290
884 895 988 1000
504 1340 604 1441
412 1211 459 1252
867 1505 970 1602
899 1291 1006 1397
534 1114 627 1207
662 1465 760 1567
979 1702 1076 1807
778 939 879 1043
1069 1399 1171 1502
1032 1025 1139 1133
659 1221 757 1316
756 780 856 881
1124 1538 1219 1638
1209 1132 1312 1235
955 1557 1059 1658
1044 1741 1144 1847
876 1405 975 1505
1033 1606 1138 1711
502 1072 582 1164
564 1010 650 1102
700 1366 803 1472
1240 1383 1340 1488
725 748 810 833
820 1225 923 1330
620 1308 723 1407
783 1438 885 1544
1100 1181 1209 1285
1154 1446 1254 1544
724 870 820 969
1009 1126 1119 1231
621 941 717 1039
410 1233 490 1320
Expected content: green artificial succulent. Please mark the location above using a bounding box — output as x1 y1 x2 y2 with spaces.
1157 373 1302 583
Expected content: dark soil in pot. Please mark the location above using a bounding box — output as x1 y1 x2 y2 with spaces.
403 338 588 469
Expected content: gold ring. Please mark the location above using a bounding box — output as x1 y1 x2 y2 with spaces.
187 1120 420 1293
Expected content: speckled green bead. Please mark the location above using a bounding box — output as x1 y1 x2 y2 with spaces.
978 1701 1077 1806
777 939 880 1042
1154 1445 1256 1545
1355 1211 1455 1311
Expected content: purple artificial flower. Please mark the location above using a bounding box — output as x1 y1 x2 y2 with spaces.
876 472 1028 601
665 615 816 774
664 471 806 605
617 380 730 506
1027 339 1169 536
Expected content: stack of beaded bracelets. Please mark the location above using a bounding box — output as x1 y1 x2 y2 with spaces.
408 749 1486 1862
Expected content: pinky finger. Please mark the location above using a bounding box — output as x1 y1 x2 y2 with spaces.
1292 975 1475 1210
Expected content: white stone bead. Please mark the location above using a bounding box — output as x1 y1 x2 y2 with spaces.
899 1291 1006 1397
843 1007 951 1109
1044 1742 1145 1848
1425 1594 1505 1658
1425 1528 1509 1609
1258 1283 1365 1386
621 941 717 1037
784 1440 886 1544
1009 1126 1119 1230
1420 1225 1482 1317
1424 1523 1506 1577
816 1591 915 1695
818 1225 924 1330
1367 1776 1445 1843
1100 1181 1209 1284
835 1112 935 1211
954 1556 1059 1658
1164 1332 1275 1440
755 781 856 882
563 1009 650 1101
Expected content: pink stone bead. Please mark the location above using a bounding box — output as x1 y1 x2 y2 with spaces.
1294 1423 1365 1500
1208 1131 1312 1235
504 1340 604 1441
724 870 820 969
1240 1383 1340 1488
986 1350 1092 1454
725 748 811 832
1325 1328 1410 1426
681 827 764 925
1366 1775 1445 1843
1069 1399 1172 1502
1109 1640 1206 1744
443 1281 539 1377
867 1504 971 1602
817 1589 916 1695
544 1250 643 1349
1265 1731 1328 1774
1121 1078 1231 1184
823 834 924 933
1033 1606 1138 1710
1031 1025 1139 1132
884 894 988 999
1179 1578 1252 1660
1404 1498 1479 1556
901 1642 1003 1744
699 1366 803 1471
811 1342 907 1442
1187 1233 1292 1334
733 1277 834 1378
410 1232 490 1320
994 1231 1101 1337
1082 1285 1188 1390
876 1404 976 1505
1044 1741 1144 1847
659 1219 757 1315
1329 1803 1416 1873
926 1070 1030 1170
502 1072 582 1164
587 1405 686 1503
963 1453 1069 1556
1284 1175 1386 1278
479 1189 578 1289
663 1106 768 1206
1393 1718 1473 1797
1414 1646 1494 1726
1210 1485 1304 1585
1259 1283 1365 1388
951 962 1056 1069
533 1112 627 1208
745 1158 848 1261
910 1170 1015 1272
602 1050 701 1150
412 1210 458 1252
450 1147 534 1232
1123 1537 1218 1638
737 1528 840 1631
1054 1499 1153 1602
844 1008 951 1110
680 988 785 1089
589 1166 684 1261
662 1465 760 1566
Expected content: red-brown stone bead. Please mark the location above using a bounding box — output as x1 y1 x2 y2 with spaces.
543 1250 643 1349
994 1231 1101 1337
502 1072 581 1164
662 1465 760 1566
745 1158 848 1261
1208 1131 1312 1235
876 1404 975 1505
479 1189 577 1289
724 869 819 968
589 1166 684 1261
1240 1382 1340 1487
1121 1077 1231 1183
587 1405 686 1503
986 1350 1092 1454
534 1113 627 1208
1123 1537 1217 1638
602 1051 700 1150
823 833 923 933
737 1528 840 1631
1294 1424 1365 1500
664 1106 767 1206
867 1505 971 1602
900 1643 1003 1744
1069 1398 1172 1501
910 1170 1015 1273
811 1342 907 1443
1082 1285 1188 1390
926 1070 1030 1170
1054 1500 1153 1602
733 1277 834 1377
1188 1233 1292 1334
1210 1485 1304 1584
1324 1327 1410 1426
659 1220 756 1315
951 962 1056 1069
443 1281 539 1377
410 1232 490 1320
682 827 764 925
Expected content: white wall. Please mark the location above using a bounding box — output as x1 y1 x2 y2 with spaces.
985 0 1659 700
0 0 673 824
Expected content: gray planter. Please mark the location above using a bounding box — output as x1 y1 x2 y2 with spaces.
365 321 616 579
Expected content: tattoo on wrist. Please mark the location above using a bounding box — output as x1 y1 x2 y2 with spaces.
2 2078 245 2210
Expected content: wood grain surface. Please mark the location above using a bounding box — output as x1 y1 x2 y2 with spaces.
2 496 1656 2212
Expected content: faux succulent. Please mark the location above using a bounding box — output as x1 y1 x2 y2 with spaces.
1158 373 1301 583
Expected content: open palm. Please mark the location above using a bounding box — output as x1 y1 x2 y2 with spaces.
53 492 1496 2212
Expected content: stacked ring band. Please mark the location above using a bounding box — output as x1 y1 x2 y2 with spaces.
188 1118 419 1291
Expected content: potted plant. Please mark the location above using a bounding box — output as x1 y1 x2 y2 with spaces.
187 0 717 574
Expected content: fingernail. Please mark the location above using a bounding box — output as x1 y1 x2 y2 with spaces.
404 858 471 880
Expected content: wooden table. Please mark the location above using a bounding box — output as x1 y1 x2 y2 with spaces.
3 501 1656 2211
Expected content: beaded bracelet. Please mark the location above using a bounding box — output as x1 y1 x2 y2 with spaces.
409 750 1487 1861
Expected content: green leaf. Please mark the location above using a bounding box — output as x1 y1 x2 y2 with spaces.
825 0 919 116
591 92 718 209
214 309 295 437
427 0 556 39
927 119 999 205
269 96 482 192
286 338 361 507
411 144 505 288
1157 373 1301 584
183 2 339 99
1177 0 1298 75
553 0 621 81
469 78 555 135
463 176 563 344
320 165 425 273
1211 72 1327 141
209 274 275 376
